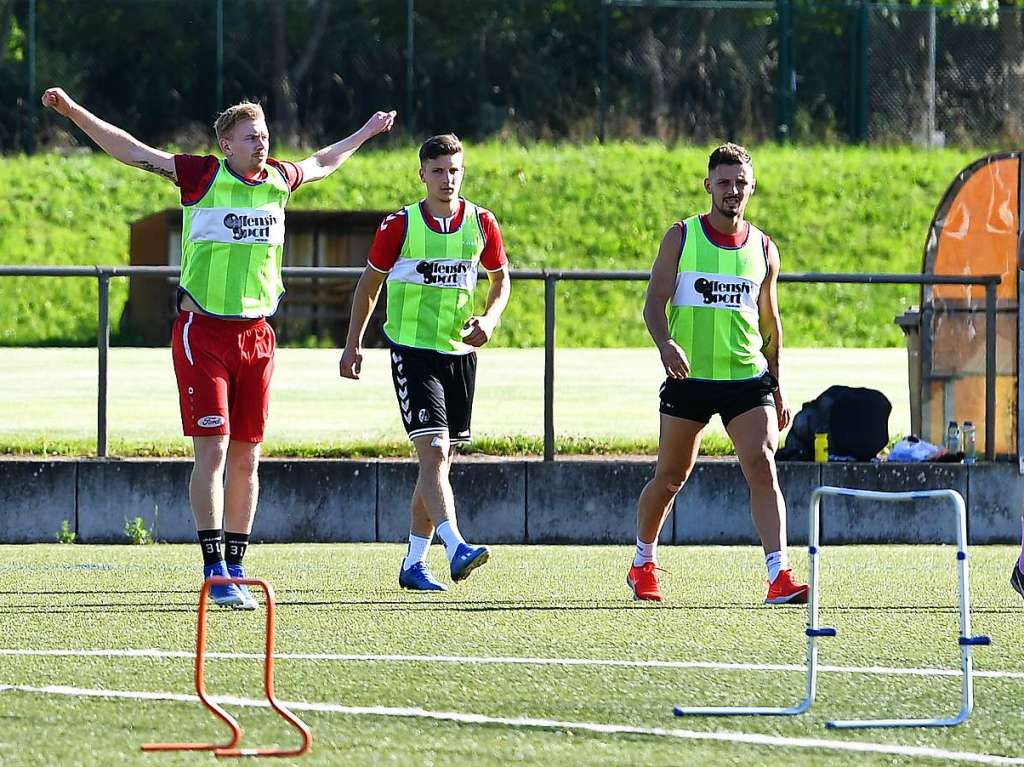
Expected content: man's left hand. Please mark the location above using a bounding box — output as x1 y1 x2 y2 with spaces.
774 388 792 431
462 316 496 347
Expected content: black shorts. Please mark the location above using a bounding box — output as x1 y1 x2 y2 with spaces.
659 371 777 427
389 343 477 444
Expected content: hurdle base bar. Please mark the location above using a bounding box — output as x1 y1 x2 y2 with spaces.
827 715 969 730
674 702 812 717
142 742 238 753
216 746 311 758
673 626 836 718
141 577 312 759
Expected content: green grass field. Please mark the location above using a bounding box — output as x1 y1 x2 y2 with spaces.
0 347 910 457
0 143 977 348
1 543 1022 766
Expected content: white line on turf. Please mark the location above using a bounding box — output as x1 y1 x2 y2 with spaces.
2 648 1023 681
3 683 1023 766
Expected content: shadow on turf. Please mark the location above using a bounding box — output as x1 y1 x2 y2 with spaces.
2 596 1017 616
7 590 197 595
269 599 1020 616
0 601 200 614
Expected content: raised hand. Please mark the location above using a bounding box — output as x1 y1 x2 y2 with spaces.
361 110 397 139
41 87 77 118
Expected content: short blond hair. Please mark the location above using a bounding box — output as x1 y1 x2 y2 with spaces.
214 102 265 142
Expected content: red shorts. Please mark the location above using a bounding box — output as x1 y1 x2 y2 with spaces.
171 311 276 443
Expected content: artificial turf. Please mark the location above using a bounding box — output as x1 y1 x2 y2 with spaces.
0 543 1022 766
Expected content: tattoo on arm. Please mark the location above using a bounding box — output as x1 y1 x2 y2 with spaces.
134 160 175 181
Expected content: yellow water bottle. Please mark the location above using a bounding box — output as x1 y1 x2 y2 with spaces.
814 433 829 463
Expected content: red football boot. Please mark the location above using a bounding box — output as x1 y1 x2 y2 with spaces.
627 562 665 602
765 568 809 605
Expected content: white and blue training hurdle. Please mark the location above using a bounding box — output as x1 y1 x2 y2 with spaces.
673 486 991 730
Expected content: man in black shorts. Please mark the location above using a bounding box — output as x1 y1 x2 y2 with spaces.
627 143 808 605
340 134 511 591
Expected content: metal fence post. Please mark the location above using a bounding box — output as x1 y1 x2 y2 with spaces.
97 271 111 458
406 0 415 132
856 0 870 142
926 3 937 148
776 0 794 142
848 0 871 142
215 0 224 110
985 280 997 461
26 0 37 154
544 273 556 461
599 0 609 143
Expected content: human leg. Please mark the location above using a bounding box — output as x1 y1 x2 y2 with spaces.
1011 518 1024 600
410 434 487 580
399 482 447 592
636 414 705 557
727 406 784 555
629 412 705 601
726 404 807 604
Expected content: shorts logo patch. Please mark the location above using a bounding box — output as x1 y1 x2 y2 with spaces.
197 415 226 428
418 408 429 424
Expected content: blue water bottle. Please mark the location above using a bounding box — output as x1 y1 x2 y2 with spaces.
945 420 961 455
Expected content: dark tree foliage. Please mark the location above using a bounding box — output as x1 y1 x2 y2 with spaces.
3 0 1024 151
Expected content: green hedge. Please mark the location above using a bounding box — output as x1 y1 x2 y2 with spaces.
0 143 978 347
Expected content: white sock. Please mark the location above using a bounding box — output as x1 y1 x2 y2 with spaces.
634 538 657 567
766 550 788 583
436 520 467 562
403 533 431 570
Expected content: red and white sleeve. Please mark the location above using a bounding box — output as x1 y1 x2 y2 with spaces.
478 209 508 271
367 209 408 272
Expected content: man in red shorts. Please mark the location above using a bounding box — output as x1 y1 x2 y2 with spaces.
43 87 394 608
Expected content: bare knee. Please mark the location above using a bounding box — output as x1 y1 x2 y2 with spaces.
744 450 778 492
193 438 229 477
417 446 450 476
226 443 260 479
654 468 690 496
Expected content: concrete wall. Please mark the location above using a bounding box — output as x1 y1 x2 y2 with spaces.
0 461 77 543
0 457 1020 544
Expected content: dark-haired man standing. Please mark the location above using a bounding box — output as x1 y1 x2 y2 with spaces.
627 143 808 605
341 134 511 591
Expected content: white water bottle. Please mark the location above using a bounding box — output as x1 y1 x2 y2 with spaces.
962 421 976 465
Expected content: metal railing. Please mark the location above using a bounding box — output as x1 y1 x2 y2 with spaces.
0 266 1002 461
